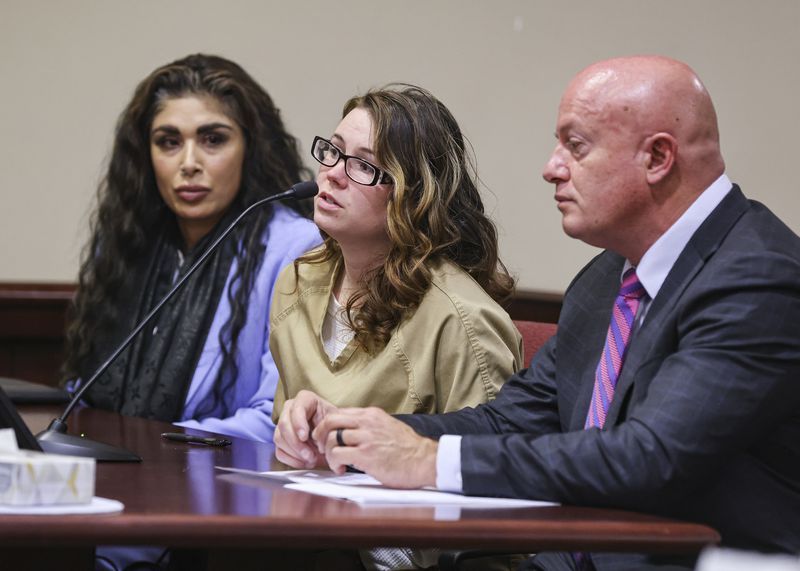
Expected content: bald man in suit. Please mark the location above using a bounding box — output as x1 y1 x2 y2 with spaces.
275 56 800 570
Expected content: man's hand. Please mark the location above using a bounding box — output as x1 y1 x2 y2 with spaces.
313 407 438 489
274 390 338 469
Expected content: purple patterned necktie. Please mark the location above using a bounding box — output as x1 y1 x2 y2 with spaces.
573 269 646 571
585 268 646 429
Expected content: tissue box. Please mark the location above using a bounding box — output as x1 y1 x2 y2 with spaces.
0 450 95 506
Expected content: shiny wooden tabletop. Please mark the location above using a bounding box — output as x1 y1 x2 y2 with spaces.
5 405 719 554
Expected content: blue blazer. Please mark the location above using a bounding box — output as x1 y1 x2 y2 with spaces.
402 186 800 562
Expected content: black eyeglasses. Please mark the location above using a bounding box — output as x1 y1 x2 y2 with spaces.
311 136 392 187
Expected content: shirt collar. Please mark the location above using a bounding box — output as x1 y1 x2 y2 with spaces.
625 173 732 298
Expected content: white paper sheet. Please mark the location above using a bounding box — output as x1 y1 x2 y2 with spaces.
284 481 554 508
215 467 556 508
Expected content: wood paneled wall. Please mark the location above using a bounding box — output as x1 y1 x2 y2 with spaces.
0 283 561 386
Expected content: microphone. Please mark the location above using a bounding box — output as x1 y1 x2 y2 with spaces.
37 181 318 461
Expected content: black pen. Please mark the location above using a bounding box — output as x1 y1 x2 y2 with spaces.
161 432 232 447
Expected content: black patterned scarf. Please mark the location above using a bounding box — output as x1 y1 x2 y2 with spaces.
80 219 236 422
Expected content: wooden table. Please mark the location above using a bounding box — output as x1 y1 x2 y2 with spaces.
3 405 720 569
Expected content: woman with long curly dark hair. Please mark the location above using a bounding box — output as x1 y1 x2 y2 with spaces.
63 54 320 441
271 83 521 425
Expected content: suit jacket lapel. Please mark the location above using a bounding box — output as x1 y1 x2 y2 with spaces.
606 186 751 426
561 252 626 431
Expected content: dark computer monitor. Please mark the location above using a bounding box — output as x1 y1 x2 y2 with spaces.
0 383 43 451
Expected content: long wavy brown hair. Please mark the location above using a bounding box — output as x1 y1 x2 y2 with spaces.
63 54 311 416
299 84 513 353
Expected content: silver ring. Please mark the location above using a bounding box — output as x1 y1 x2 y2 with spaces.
336 427 346 447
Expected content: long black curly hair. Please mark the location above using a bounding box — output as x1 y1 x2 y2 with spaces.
62 54 311 417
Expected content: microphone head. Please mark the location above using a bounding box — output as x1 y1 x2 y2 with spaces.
290 181 319 199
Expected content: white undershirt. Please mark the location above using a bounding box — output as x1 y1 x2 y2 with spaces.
321 293 355 361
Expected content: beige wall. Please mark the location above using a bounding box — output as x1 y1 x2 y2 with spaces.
1 0 798 293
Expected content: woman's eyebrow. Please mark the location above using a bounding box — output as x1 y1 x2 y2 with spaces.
151 125 179 136
196 123 236 134
331 133 375 158
151 122 235 136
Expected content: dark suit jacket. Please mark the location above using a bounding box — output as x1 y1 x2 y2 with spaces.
402 186 800 558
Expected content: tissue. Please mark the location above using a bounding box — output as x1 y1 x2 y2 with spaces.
0 428 95 506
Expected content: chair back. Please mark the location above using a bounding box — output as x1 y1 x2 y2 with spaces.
513 320 557 365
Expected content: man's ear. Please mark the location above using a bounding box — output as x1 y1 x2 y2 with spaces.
643 132 677 184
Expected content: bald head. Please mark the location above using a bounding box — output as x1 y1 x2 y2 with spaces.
543 56 727 262
565 56 725 186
